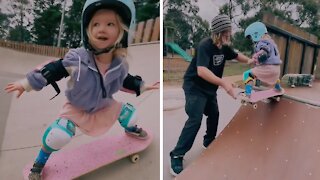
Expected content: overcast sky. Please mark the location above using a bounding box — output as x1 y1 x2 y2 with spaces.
197 0 227 23
0 0 227 23
163 0 241 31
0 0 237 30
197 0 243 32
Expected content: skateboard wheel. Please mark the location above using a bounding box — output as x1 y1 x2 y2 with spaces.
291 84 295 88
130 154 140 163
308 84 312 87
275 97 281 102
253 104 258 109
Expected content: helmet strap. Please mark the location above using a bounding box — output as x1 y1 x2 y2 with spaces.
88 44 115 55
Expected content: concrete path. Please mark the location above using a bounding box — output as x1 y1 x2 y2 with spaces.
163 87 242 180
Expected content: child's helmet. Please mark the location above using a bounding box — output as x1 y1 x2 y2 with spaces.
81 0 136 50
244 22 267 42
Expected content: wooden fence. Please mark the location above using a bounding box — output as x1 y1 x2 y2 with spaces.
262 13 320 77
0 17 160 58
0 40 69 58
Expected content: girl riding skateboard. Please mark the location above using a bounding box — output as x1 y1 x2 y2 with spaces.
5 0 158 179
243 22 283 97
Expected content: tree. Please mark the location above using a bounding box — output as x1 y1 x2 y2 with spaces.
63 0 85 48
164 0 199 15
8 25 32 42
165 8 192 49
0 11 11 39
220 0 320 52
189 15 210 48
7 0 32 42
32 1 62 45
164 0 209 50
135 0 160 22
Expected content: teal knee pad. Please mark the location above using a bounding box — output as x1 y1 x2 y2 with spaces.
42 118 76 152
118 103 137 129
243 70 254 84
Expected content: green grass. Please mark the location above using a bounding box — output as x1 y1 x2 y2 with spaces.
163 71 184 82
163 60 251 86
223 60 251 76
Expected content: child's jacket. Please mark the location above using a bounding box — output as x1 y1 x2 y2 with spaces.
25 48 128 113
255 39 282 65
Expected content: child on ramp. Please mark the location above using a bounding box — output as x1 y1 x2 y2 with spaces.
243 22 283 96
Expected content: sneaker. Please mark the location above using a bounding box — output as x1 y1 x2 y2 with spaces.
274 82 282 92
273 79 282 91
28 162 44 180
170 156 183 176
245 84 252 97
125 125 148 140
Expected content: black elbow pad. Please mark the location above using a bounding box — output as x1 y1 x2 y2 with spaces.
123 74 143 96
40 59 69 99
41 59 69 84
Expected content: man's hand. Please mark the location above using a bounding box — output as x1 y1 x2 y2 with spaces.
221 80 237 99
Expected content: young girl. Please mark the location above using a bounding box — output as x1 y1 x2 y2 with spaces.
243 21 282 96
5 0 158 179
169 14 252 176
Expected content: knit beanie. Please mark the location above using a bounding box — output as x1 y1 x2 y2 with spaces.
211 14 232 34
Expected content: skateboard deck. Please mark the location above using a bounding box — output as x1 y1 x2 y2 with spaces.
23 130 153 180
281 73 313 88
238 89 284 109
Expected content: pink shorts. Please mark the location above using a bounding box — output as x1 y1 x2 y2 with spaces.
59 100 122 137
251 65 281 86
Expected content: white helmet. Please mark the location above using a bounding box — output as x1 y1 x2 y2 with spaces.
81 0 136 52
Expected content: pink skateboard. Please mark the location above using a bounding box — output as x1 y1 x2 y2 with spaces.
238 89 285 109
23 130 153 180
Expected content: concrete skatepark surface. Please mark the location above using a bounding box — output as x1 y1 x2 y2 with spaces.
0 43 160 180
163 87 242 180
164 82 320 180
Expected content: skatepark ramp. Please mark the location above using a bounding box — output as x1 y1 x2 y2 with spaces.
166 42 192 62
177 93 320 180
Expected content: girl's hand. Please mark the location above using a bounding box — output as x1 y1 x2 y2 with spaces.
141 81 160 92
247 58 255 65
4 82 25 98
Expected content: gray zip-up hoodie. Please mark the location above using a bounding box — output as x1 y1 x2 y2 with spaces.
24 48 128 113
255 39 282 65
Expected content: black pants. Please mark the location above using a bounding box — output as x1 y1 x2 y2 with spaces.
170 92 219 157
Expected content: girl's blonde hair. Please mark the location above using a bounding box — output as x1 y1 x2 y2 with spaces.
261 33 271 40
86 9 129 59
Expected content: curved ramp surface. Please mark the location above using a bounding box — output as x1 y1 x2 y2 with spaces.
177 98 320 180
